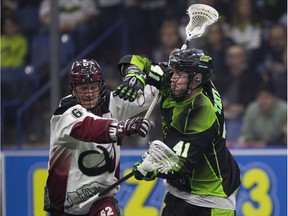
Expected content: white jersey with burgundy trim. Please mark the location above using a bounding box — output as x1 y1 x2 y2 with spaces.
46 87 157 214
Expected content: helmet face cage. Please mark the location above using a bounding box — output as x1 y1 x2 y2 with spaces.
69 59 106 110
167 48 212 101
168 48 213 84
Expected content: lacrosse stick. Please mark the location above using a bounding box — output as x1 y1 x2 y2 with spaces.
181 4 219 50
138 4 218 108
144 91 161 119
139 4 218 112
79 140 178 208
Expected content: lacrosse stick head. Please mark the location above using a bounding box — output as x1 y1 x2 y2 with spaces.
182 4 219 49
143 140 179 174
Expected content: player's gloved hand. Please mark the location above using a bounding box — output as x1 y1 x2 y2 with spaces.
114 65 147 102
116 117 152 137
133 161 157 181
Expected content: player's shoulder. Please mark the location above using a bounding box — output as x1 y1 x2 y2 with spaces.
54 95 77 115
192 91 214 110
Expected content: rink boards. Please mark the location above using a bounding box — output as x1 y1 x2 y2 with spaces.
1 148 287 216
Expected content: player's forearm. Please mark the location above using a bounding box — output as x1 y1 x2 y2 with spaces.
70 116 114 143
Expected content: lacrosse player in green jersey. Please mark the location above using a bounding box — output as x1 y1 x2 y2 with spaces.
114 48 241 216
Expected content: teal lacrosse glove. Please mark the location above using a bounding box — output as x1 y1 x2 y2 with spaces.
114 65 147 102
133 161 157 181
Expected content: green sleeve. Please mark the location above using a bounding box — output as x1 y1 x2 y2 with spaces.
118 55 152 75
118 55 166 89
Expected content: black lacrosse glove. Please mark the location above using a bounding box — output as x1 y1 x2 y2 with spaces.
114 65 147 102
133 161 157 181
116 117 152 138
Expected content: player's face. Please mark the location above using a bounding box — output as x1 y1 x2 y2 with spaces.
257 91 276 113
73 82 100 109
170 69 190 96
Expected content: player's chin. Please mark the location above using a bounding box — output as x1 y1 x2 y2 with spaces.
82 101 97 109
171 87 177 93
171 88 181 95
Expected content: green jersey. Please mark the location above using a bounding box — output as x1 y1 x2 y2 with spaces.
119 55 240 198
161 86 240 198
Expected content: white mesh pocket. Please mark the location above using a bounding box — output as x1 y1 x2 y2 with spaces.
185 4 219 40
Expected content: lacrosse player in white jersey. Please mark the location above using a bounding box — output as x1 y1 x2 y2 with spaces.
44 59 157 216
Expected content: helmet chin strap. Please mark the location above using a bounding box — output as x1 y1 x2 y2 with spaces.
189 80 202 91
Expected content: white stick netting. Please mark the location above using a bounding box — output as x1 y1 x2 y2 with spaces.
142 140 179 174
185 4 219 40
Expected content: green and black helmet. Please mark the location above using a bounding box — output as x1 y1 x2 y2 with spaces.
168 48 213 85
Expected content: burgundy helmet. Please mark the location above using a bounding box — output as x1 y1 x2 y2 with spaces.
70 59 103 86
69 59 106 110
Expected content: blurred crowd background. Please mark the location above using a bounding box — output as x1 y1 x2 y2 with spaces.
1 0 287 149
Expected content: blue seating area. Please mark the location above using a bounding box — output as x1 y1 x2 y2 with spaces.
30 32 76 68
1 66 40 122
1 66 41 145
16 6 41 35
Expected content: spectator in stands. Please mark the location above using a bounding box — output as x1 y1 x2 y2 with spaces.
253 24 287 100
271 47 287 101
252 0 287 23
1 16 28 68
91 0 124 67
223 0 262 53
256 23 287 68
1 16 38 145
123 0 167 57
215 45 262 119
39 0 99 52
263 47 287 101
238 83 287 147
200 21 234 76
152 19 183 63
214 45 262 144
1 0 17 18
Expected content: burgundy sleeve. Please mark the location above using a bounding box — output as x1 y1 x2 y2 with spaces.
70 116 114 143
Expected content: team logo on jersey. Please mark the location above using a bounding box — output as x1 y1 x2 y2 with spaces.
78 145 116 176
